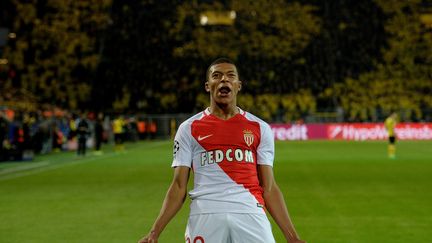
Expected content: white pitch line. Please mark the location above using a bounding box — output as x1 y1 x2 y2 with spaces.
0 153 117 181
0 161 51 175
0 141 171 181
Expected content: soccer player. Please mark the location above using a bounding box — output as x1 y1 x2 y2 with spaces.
384 112 398 159
94 113 105 155
138 58 305 243
76 113 89 156
112 115 125 152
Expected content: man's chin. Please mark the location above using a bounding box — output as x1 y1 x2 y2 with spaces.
214 99 233 107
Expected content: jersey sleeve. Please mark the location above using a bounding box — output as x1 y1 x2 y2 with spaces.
172 122 193 168
257 122 274 166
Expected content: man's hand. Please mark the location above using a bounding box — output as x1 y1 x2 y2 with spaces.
138 231 158 243
138 166 190 243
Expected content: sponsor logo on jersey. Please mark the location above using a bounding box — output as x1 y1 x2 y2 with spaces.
197 134 213 141
243 129 254 147
200 148 254 166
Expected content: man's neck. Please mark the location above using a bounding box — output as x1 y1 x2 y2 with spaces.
209 103 239 120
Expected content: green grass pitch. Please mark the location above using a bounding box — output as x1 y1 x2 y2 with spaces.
0 140 431 243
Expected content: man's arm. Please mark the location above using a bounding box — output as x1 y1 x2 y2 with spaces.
138 166 190 243
258 165 305 243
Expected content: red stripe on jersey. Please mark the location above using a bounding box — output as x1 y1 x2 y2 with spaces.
191 113 265 206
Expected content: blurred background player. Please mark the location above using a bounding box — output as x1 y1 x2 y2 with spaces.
94 113 104 155
385 112 398 159
0 111 9 161
77 113 90 157
113 115 125 152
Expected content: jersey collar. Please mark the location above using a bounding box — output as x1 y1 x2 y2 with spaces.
204 107 246 116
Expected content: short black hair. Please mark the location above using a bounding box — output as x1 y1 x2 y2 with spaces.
206 57 238 81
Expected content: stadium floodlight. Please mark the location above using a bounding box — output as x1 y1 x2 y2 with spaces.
200 15 209 25
8 33 16 39
199 10 236 26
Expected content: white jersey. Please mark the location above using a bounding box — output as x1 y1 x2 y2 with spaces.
172 108 274 215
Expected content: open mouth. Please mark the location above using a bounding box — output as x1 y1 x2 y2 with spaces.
218 86 231 96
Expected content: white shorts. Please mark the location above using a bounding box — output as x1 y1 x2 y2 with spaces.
185 213 275 243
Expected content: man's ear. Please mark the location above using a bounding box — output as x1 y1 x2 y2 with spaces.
238 80 242 91
205 82 210 92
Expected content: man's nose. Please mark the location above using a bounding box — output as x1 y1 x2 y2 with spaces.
220 74 230 82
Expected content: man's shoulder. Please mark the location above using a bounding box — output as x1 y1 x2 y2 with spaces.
178 111 206 128
242 110 270 126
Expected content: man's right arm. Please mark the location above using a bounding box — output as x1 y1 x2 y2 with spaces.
138 166 190 243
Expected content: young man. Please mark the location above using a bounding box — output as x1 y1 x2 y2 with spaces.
384 112 398 159
138 58 305 243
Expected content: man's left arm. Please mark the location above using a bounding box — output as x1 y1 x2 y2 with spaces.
258 165 305 243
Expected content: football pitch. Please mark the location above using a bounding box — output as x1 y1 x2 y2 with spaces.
0 140 431 243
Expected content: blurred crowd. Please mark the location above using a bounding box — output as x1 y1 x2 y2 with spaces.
0 108 158 162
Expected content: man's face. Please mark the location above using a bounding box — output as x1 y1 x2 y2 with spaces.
205 63 242 106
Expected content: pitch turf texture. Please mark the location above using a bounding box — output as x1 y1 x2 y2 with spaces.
0 140 431 243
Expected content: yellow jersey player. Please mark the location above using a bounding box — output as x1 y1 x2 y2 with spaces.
113 116 126 152
384 112 398 159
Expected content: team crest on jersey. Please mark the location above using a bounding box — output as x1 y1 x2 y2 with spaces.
243 129 254 147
